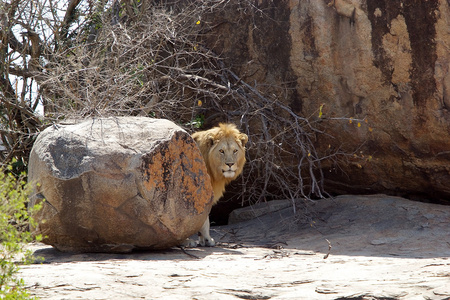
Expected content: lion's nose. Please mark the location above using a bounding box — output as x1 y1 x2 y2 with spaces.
226 163 234 168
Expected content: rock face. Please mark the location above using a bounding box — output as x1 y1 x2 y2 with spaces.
203 0 450 202
28 117 213 252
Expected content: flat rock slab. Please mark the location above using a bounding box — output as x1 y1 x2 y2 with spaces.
28 117 213 252
22 195 450 299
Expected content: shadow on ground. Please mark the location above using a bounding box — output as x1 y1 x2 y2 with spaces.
211 194 450 259
31 194 450 263
31 243 244 264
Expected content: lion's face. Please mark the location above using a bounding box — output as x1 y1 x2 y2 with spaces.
192 123 248 203
209 136 246 180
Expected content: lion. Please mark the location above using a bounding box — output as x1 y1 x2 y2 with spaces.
188 123 248 247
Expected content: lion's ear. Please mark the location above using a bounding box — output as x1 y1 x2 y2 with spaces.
191 132 201 144
238 133 248 147
206 133 216 147
192 132 215 147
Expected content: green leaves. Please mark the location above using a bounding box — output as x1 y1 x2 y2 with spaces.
0 164 42 299
185 114 205 129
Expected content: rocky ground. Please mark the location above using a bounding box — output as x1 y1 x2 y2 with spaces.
21 195 450 300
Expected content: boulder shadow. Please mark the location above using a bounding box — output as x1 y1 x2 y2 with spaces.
30 243 244 264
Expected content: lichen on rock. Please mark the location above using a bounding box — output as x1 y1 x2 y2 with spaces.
28 117 213 252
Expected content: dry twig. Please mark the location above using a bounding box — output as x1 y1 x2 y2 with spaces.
1 0 360 207
177 246 200 260
323 239 332 259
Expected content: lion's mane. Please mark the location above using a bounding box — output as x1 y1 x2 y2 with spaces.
192 123 248 205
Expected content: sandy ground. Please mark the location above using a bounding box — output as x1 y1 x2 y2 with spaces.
21 195 450 300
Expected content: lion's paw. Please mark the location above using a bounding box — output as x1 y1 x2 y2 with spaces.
199 236 215 247
182 238 198 248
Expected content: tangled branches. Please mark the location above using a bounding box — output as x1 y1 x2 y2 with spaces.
1 0 353 205
40 1 229 121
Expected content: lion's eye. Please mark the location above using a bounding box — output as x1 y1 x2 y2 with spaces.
233 149 238 154
219 149 224 154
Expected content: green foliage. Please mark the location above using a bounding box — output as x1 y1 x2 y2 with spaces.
0 162 42 299
185 114 205 129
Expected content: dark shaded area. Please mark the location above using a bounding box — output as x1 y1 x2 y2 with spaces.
210 190 241 225
366 0 438 106
402 1 438 106
289 89 303 114
250 0 293 76
300 15 319 60
366 1 398 84
250 0 301 117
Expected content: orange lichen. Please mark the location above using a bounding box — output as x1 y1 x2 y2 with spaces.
142 132 213 215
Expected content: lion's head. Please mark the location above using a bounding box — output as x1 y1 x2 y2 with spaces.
192 123 248 204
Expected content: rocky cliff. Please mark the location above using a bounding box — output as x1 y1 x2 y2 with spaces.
202 0 450 202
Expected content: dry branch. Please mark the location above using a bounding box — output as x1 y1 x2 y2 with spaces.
1 0 358 207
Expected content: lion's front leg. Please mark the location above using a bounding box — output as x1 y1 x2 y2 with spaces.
198 216 215 247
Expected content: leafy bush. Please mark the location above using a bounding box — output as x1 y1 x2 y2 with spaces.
0 163 42 299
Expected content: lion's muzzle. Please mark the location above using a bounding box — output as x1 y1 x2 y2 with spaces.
222 164 237 178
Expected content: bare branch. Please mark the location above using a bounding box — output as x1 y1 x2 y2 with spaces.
60 0 82 39
0 0 361 207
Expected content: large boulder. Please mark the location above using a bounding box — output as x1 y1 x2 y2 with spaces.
202 0 450 202
28 117 213 253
